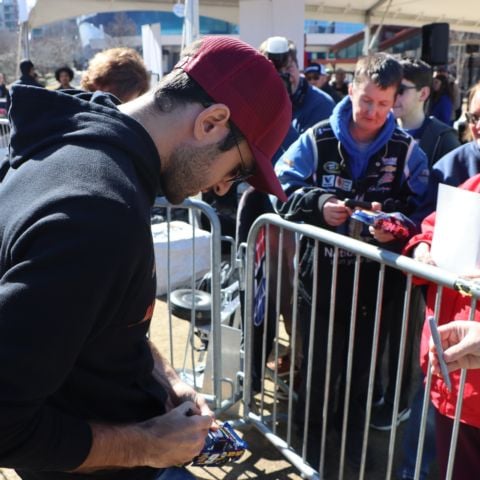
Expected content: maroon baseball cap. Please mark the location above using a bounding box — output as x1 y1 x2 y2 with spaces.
176 36 291 202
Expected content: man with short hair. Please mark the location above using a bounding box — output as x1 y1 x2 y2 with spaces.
394 58 460 169
273 52 428 471
330 67 349 98
260 36 335 133
0 36 291 480
304 63 342 103
13 59 43 88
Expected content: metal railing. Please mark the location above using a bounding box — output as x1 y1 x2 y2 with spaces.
0 118 9 150
242 213 479 480
153 197 243 413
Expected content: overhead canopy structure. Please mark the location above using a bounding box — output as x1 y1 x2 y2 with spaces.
21 0 480 33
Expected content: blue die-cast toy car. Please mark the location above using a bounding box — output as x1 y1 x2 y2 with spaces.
191 422 248 466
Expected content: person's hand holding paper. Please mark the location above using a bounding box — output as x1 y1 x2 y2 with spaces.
431 184 480 275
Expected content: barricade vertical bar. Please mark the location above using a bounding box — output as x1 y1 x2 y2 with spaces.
243 217 259 422
338 254 362 480
386 274 413 479
414 286 444 480
286 232 301 446
272 227 284 435
444 296 478 479
320 246 340 478
259 224 270 421
166 207 174 366
204 201 223 411
188 220 198 390
360 262 385 480
302 240 320 465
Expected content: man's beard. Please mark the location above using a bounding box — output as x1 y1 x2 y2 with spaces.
160 142 220 205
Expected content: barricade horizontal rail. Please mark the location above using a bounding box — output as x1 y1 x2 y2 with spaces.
243 213 479 480
153 197 242 413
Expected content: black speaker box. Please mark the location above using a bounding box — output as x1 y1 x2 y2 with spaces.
421 23 449 66
466 44 480 54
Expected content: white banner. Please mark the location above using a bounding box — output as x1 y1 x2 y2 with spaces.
17 0 37 24
141 23 163 84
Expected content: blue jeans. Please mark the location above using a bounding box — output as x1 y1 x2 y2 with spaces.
156 467 197 480
397 380 436 480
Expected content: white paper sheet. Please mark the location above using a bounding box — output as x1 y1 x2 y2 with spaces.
431 183 480 274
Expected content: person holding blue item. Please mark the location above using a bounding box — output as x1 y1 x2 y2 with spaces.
272 52 428 472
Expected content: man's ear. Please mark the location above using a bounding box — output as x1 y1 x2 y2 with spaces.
193 103 231 142
419 86 431 103
348 82 353 96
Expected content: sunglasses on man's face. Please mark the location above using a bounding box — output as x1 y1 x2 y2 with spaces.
397 84 418 96
306 74 320 81
465 112 480 125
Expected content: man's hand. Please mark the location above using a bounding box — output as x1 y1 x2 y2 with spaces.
321 197 350 226
139 401 213 467
429 321 480 373
166 380 217 429
75 401 212 472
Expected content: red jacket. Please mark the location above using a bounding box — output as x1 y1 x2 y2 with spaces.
403 174 480 428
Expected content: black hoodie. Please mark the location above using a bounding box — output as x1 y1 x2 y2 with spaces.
0 86 166 479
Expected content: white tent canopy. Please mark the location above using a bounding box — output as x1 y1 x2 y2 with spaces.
20 0 480 34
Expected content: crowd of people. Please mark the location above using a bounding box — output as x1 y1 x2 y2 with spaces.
1 33 480 480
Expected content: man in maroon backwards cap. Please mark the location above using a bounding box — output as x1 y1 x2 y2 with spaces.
0 36 290 480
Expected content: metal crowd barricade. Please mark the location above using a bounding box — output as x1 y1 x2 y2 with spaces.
0 118 10 150
152 197 242 413
242 212 480 480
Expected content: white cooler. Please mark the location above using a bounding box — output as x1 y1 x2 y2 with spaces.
151 221 211 296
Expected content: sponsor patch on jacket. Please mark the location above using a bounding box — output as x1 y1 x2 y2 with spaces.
335 176 353 191
321 175 335 188
323 161 341 174
378 173 395 185
382 157 398 167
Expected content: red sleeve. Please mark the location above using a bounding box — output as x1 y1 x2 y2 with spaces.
402 210 436 256
459 173 480 191
404 174 480 256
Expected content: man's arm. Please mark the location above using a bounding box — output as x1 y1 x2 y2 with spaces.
74 342 215 472
149 341 215 418
74 401 211 472
272 129 335 225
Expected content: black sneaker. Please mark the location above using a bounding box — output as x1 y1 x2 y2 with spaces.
345 431 374 472
370 403 411 431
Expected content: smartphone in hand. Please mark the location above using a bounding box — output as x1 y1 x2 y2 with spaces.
429 316 452 391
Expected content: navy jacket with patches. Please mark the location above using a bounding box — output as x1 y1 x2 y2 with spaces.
273 96 428 247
